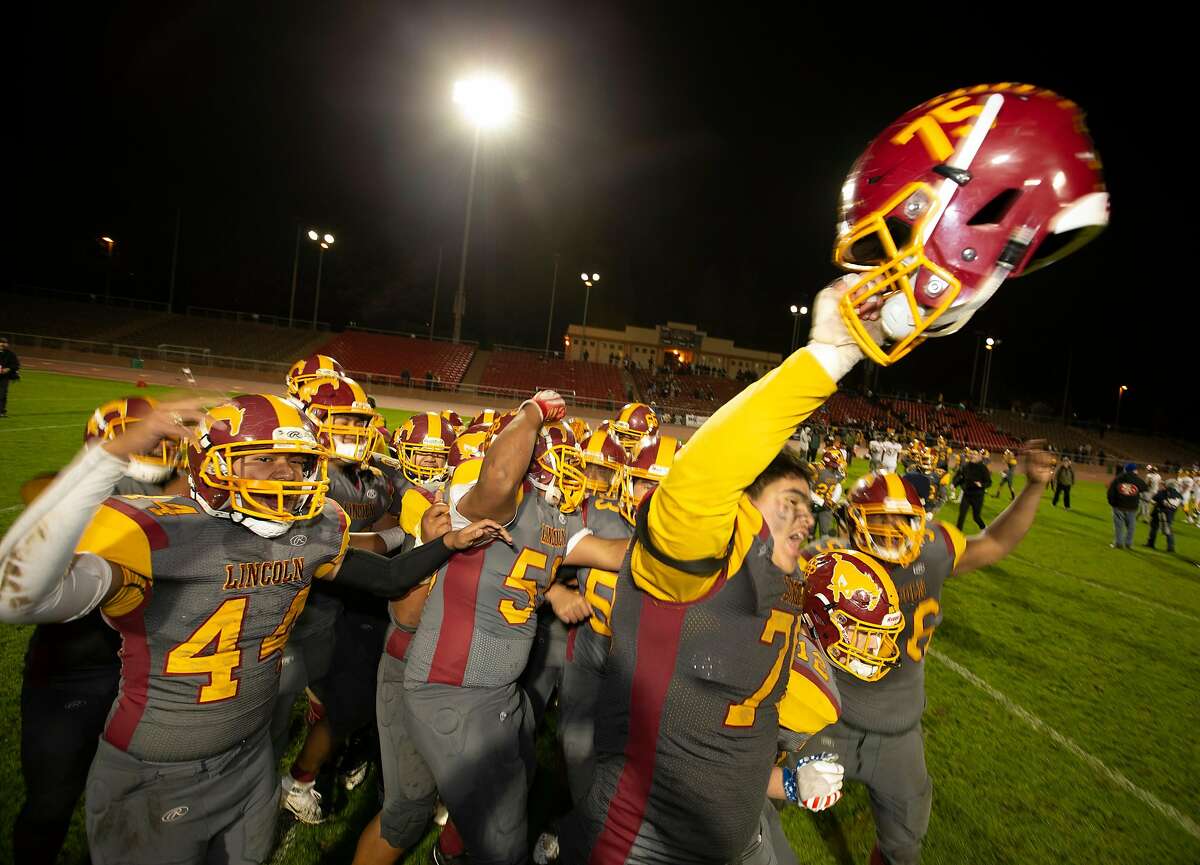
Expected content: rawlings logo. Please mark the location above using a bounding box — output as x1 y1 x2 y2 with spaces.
290 535 308 546
274 426 317 445
161 806 190 823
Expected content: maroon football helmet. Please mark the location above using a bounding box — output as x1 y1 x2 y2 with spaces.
843 473 927 566
85 396 180 483
610 403 660 456
286 354 346 397
802 549 903 682
835 83 1108 365
528 421 586 513
393 412 458 488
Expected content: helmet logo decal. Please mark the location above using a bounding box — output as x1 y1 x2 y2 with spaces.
274 426 317 445
891 97 984 162
830 556 881 611
209 404 246 436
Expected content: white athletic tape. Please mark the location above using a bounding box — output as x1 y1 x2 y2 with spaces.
930 649 1200 842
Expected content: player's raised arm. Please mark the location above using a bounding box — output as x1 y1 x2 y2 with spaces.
457 391 566 524
954 440 1055 575
643 279 872 571
0 404 201 623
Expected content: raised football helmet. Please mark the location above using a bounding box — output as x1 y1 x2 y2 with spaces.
393 412 457 489
529 421 587 513
843 473 928 566
286 354 346 397
187 394 329 536
580 427 631 504
85 396 180 483
296 376 381 466
802 549 904 682
610 403 660 456
835 83 1108 365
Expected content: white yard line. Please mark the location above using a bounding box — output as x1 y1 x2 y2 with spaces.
0 423 82 434
0 505 23 514
930 648 1200 842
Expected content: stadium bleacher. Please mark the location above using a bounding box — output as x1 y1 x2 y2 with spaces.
314 330 475 387
481 352 625 402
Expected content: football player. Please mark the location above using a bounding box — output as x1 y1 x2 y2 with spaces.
557 78 1105 865
280 376 410 822
799 456 1051 865
399 392 632 865
0 395 508 865
992 448 1018 499
811 449 846 538
14 397 188 865
609 402 660 458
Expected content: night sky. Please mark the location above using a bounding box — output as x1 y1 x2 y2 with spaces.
11 4 1189 436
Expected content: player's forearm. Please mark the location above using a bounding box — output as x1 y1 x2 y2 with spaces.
332 538 453 597
648 346 837 561
0 446 125 623
960 476 1044 572
462 404 540 521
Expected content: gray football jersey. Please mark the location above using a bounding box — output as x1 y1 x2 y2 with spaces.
327 464 397 531
115 476 170 496
572 496 634 668
76 495 349 761
833 520 961 733
405 481 584 689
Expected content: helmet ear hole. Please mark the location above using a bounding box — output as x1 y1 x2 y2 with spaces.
967 188 1022 226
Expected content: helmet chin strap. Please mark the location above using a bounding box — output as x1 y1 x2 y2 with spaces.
189 481 292 538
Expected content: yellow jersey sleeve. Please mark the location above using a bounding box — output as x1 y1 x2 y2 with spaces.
936 520 967 571
76 500 155 577
638 347 837 601
398 488 435 539
778 637 841 736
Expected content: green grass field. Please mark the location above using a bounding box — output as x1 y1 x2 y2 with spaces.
1 370 1197 864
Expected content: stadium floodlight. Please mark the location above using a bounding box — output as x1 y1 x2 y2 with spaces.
453 75 516 130
592 273 600 282
323 233 335 245
308 230 319 241
580 272 589 281
790 304 798 314
100 236 114 245
799 306 808 315
451 73 517 343
985 337 995 347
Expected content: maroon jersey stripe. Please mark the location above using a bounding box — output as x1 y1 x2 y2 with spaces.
565 624 578 663
938 524 956 560
589 599 687 865
103 497 170 551
386 628 414 661
102 603 152 751
428 547 487 686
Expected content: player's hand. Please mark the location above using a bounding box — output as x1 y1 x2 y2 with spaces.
1022 439 1054 485
444 519 513 551
420 495 451 541
547 583 592 624
524 390 566 424
794 753 844 812
102 399 206 461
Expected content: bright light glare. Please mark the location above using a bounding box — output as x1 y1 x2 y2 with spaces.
308 230 319 241
799 306 808 315
985 337 995 346
453 75 516 129
790 304 798 314
100 236 114 244
592 273 600 281
580 272 589 281
324 233 335 244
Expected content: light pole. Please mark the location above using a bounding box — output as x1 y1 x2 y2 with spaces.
544 254 560 356
1115 385 1129 430
288 226 303 328
980 337 1001 411
99 236 115 300
789 304 808 353
580 272 598 361
309 230 335 329
451 74 515 344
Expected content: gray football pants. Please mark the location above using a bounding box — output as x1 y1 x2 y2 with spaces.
403 681 536 865
798 720 931 865
377 639 438 848
85 725 277 865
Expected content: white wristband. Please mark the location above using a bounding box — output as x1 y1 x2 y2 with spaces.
377 525 408 553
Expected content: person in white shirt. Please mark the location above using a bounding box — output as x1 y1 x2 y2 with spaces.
1140 465 1162 522
880 439 902 475
868 438 883 473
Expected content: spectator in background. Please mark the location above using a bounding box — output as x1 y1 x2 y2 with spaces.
842 427 858 468
795 425 812 457
1139 465 1162 523
955 448 991 530
1052 457 1075 508
1107 463 1146 549
0 336 19 418
1145 479 1184 552
424 370 434 391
